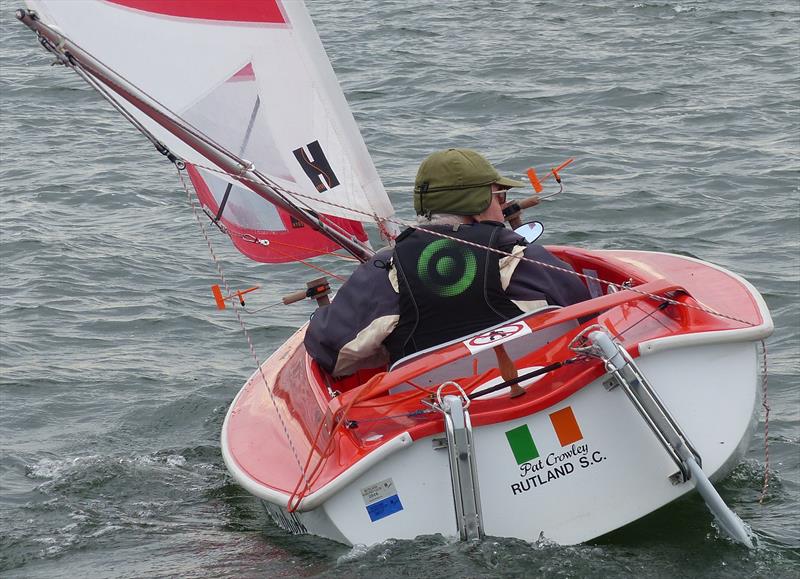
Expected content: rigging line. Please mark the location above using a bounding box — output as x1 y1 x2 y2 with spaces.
355 371 494 410
405 379 437 395
758 339 771 504
467 359 579 401
261 244 349 283
412 228 755 327
286 415 334 512
240 299 287 314
70 62 168 157
176 165 312 494
345 408 435 425
190 161 757 328
213 224 360 272
286 371 389 512
613 301 672 340
352 386 435 408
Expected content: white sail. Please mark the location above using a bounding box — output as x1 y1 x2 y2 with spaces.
25 0 394 224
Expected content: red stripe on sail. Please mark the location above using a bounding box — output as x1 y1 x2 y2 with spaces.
230 214 368 265
104 0 286 24
186 164 367 264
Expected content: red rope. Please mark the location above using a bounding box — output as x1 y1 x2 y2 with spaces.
264 243 349 282
286 373 389 512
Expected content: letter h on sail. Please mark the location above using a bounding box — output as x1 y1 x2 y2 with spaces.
293 140 340 192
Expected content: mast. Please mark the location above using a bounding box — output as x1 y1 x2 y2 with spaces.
16 9 375 263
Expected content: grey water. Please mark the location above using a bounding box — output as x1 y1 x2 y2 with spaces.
1 0 798 576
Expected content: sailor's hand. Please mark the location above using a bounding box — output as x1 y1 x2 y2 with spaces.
517 195 541 210
502 195 540 228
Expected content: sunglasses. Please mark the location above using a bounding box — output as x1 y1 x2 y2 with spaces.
492 189 508 204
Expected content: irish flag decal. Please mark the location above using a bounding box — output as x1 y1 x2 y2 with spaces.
548 406 584 446
505 424 539 465
505 406 584 464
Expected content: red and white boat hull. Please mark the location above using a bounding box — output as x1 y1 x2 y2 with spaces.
222 249 772 545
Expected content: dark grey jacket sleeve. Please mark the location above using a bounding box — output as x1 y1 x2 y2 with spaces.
505 244 591 306
496 229 591 307
304 248 400 376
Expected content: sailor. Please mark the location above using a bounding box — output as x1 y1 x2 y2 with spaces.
304 148 590 377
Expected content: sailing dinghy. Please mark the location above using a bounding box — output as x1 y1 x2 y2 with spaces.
18 1 772 548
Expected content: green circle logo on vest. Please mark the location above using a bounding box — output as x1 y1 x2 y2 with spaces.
417 239 477 297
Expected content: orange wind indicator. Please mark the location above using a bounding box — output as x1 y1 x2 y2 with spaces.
526 168 544 193
526 157 575 191
211 284 260 310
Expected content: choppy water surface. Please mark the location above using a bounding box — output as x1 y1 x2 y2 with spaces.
1 1 798 577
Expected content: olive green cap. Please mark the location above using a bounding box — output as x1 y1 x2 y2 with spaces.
413 148 528 216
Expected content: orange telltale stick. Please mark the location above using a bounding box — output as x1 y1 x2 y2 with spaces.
553 157 575 173
551 157 574 184
211 284 260 310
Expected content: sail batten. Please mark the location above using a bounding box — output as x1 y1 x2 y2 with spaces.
22 0 393 262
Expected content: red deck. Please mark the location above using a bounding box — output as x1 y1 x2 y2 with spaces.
224 248 768 502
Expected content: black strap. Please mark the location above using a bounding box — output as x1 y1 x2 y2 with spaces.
468 358 577 400
214 182 233 222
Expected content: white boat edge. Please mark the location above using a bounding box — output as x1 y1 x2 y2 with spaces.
606 250 773 355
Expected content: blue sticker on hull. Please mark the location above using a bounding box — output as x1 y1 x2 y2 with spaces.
366 494 403 522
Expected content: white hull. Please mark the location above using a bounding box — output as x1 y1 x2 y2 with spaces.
237 339 759 546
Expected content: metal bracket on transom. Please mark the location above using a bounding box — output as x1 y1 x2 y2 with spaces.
572 326 701 483
570 326 755 547
439 392 484 541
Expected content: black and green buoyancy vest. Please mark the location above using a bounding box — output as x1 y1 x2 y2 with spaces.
385 222 524 363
